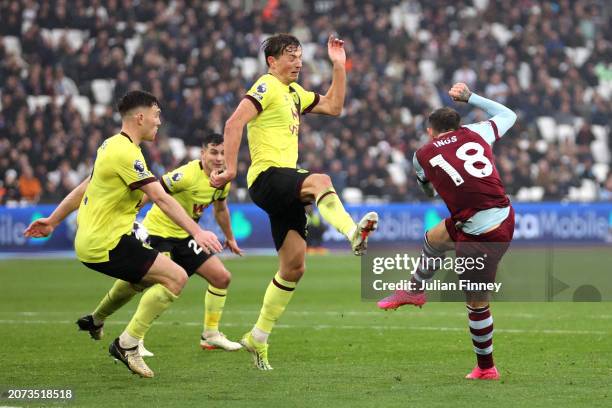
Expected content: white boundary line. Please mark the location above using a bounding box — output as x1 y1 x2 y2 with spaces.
3 309 612 320
0 318 607 335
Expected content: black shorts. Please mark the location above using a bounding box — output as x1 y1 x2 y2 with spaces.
248 167 310 251
82 234 159 284
148 235 213 276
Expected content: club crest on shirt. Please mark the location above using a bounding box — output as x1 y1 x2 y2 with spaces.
257 83 267 93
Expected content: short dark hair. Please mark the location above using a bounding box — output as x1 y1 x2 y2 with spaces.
202 133 223 147
117 90 159 116
262 34 301 67
428 107 461 133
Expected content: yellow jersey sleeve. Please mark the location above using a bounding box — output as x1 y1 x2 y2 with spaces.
160 163 192 194
245 75 276 112
114 145 155 189
289 82 320 114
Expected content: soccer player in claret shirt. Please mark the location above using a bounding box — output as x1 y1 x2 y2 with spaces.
378 82 517 380
211 33 378 370
76 133 243 355
24 91 222 378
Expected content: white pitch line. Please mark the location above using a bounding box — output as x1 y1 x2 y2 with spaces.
0 319 607 335
0 310 549 319
4 309 612 320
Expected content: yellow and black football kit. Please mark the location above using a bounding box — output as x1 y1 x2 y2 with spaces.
76 132 158 282
244 73 319 249
143 160 230 274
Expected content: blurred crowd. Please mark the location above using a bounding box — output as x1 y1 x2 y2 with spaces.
1 0 611 205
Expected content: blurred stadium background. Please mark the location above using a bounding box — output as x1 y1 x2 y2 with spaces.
0 0 610 206
1 2 612 406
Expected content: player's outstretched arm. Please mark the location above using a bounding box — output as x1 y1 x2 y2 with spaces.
213 200 243 256
310 35 346 116
210 99 258 188
449 82 517 136
140 181 222 254
23 176 90 237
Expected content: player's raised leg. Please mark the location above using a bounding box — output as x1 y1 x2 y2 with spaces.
109 253 188 378
241 231 305 370
194 256 241 351
378 220 453 309
77 279 141 340
301 173 377 255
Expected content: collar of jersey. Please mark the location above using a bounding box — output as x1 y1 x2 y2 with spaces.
120 131 133 143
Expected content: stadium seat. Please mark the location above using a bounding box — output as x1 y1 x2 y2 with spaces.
72 95 91 120
125 36 142 63
235 187 248 202
419 60 438 83
516 187 532 201
556 124 575 145
591 125 610 163
187 146 201 160
387 163 406 185
26 95 52 113
168 137 187 161
580 179 598 201
530 186 544 201
342 187 363 204
490 23 512 45
93 103 108 117
536 116 557 143
592 163 609 183
91 79 116 105
239 57 260 81
62 30 89 50
591 139 610 164
2 36 22 57
564 47 591 67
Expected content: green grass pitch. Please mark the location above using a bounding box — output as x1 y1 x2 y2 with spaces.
1 254 611 407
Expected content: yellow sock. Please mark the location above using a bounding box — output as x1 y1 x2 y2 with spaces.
92 280 138 321
316 187 356 239
204 285 227 332
125 284 178 340
254 272 297 337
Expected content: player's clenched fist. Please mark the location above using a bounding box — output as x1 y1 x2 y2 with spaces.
193 229 223 254
449 82 472 103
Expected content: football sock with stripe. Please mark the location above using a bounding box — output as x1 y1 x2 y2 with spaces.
92 279 139 324
410 233 446 292
124 284 178 342
204 285 227 335
252 272 297 344
315 187 356 240
467 304 495 369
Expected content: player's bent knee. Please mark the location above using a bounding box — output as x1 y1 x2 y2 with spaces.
212 270 231 289
164 267 188 295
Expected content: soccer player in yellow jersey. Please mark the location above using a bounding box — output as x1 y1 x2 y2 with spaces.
24 91 223 378
211 34 378 370
80 133 243 354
